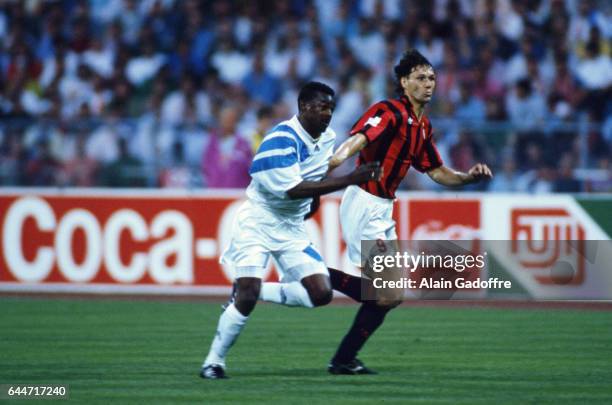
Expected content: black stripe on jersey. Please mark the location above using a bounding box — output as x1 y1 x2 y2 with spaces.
424 138 442 167
385 123 412 193
374 101 403 197
423 121 439 166
414 123 424 156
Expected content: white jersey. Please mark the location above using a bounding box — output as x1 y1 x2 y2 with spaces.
246 115 335 220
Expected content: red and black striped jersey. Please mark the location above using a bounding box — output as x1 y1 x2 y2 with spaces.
349 95 443 199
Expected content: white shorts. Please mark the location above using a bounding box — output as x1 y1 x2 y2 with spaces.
340 185 397 267
220 200 328 281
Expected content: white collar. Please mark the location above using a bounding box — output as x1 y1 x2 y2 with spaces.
290 115 322 145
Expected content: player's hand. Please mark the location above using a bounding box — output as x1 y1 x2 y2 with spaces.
304 195 320 220
349 162 383 184
468 163 493 181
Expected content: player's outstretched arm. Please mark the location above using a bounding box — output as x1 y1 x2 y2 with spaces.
287 162 382 199
427 163 493 186
328 133 368 173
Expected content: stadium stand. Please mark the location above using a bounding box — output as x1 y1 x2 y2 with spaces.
0 0 610 191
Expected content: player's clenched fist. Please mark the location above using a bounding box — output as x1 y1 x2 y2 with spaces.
468 163 493 181
349 161 383 184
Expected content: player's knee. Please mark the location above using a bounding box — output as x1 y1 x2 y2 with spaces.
235 281 261 308
309 286 333 307
375 297 402 310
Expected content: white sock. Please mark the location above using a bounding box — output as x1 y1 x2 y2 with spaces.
203 303 248 367
260 282 314 308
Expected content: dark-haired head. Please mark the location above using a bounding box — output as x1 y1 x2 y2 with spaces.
394 49 433 95
298 81 335 111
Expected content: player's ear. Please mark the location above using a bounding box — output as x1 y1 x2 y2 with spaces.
400 77 409 88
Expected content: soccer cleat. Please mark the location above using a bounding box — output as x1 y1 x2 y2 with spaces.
200 364 228 379
221 282 237 311
328 358 377 375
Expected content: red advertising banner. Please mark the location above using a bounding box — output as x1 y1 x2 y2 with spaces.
0 192 247 291
0 190 480 295
407 199 485 295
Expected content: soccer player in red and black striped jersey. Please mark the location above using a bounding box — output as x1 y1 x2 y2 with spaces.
325 49 492 375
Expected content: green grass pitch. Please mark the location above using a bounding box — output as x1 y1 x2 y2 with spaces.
1 297 611 404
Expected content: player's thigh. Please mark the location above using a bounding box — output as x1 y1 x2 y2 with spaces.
341 187 397 268
340 188 376 267
362 236 404 306
360 217 398 276
273 244 328 283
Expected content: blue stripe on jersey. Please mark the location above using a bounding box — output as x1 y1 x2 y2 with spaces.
303 245 323 262
269 124 310 162
249 153 298 174
257 135 297 155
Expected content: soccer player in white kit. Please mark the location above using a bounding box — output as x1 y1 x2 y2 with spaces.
201 82 381 379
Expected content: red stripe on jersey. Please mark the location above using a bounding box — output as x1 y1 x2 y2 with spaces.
350 96 443 199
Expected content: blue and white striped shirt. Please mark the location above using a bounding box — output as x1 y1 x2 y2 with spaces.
246 115 336 219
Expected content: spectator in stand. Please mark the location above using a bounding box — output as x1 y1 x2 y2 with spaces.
568 0 610 46
210 37 252 85
0 131 27 185
504 38 532 86
505 78 547 132
160 75 211 127
59 135 99 187
25 138 60 186
574 40 611 120
550 52 583 110
489 157 520 192
125 40 166 88
242 51 282 106
554 154 582 192
159 141 193 188
454 81 486 122
449 131 484 190
82 37 114 79
348 18 386 70
434 45 461 109
584 157 612 192
516 140 546 173
202 105 252 188
414 21 444 68
58 64 94 119
248 106 275 154
100 137 147 187
517 164 555 194
473 45 505 100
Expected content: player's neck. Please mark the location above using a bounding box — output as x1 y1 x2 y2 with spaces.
297 115 322 140
404 94 426 120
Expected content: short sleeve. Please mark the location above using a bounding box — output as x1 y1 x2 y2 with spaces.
349 101 396 143
413 128 443 173
249 134 303 197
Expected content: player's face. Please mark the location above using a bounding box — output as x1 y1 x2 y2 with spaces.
301 93 336 137
402 65 436 105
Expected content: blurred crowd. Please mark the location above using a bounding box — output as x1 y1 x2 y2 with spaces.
0 0 611 192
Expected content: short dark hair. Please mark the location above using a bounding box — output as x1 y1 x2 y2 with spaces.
256 105 273 119
298 81 335 108
394 49 433 94
517 77 532 94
